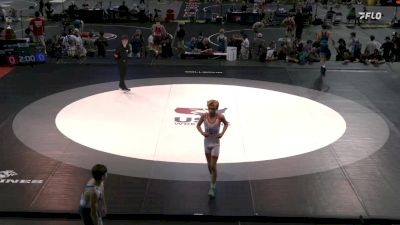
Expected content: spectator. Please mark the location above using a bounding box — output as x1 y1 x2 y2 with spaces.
64 28 77 57
152 20 167 50
4 25 16 40
392 32 400 44
326 7 336 24
24 27 34 42
138 1 146 23
199 38 213 54
161 34 173 58
368 49 385 64
233 31 244 57
39 0 44 16
187 37 197 52
196 32 204 49
252 32 266 59
130 29 145 58
148 34 160 57
67 2 78 18
335 38 351 61
364 35 381 57
252 19 266 34
380 36 394 61
118 1 130 20
44 1 53 19
294 9 304 40
392 32 400 61
6 8 18 23
227 36 235 48
360 6 368 23
84 32 96 57
308 47 320 63
277 43 288 60
29 11 46 54
287 45 299 63
45 36 56 56
216 28 227 53
304 39 313 52
176 23 186 56
265 41 277 62
73 16 84 33
240 2 247 12
297 42 308 64
241 34 250 60
348 32 362 61
129 3 139 16
94 31 108 57
304 0 313 13
347 7 360 25
153 8 161 21
394 43 400 62
282 15 295 39
73 29 86 61
53 35 63 63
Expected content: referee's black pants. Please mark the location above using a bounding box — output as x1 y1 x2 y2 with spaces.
118 61 128 89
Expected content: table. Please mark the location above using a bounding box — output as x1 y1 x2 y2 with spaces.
226 12 263 25
181 52 227 59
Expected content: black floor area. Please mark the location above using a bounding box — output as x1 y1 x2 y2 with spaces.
1 62 400 223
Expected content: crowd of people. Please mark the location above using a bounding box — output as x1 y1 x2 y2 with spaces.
5 0 399 66
39 18 400 65
18 6 398 66
175 26 400 65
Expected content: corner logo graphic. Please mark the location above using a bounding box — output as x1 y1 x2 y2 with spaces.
0 170 18 179
0 170 43 184
174 107 227 125
359 12 382 20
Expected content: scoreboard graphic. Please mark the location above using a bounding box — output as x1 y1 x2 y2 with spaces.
0 40 46 66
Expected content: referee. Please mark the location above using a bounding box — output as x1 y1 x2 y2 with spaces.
114 35 131 92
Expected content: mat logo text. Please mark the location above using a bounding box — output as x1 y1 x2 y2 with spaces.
0 170 43 184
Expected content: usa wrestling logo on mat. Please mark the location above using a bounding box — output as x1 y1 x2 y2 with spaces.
174 108 227 125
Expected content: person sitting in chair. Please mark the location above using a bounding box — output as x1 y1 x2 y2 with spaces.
199 38 213 54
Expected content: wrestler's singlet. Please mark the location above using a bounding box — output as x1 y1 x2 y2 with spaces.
204 112 221 149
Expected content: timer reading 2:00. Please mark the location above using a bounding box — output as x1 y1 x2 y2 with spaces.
7 53 46 65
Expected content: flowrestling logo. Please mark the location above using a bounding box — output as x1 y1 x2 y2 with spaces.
359 12 382 20
174 107 227 125
0 170 43 184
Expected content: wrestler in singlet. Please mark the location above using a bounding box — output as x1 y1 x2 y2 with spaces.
319 30 330 58
79 184 104 225
203 112 222 159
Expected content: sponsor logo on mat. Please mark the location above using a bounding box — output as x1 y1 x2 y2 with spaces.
0 170 43 184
